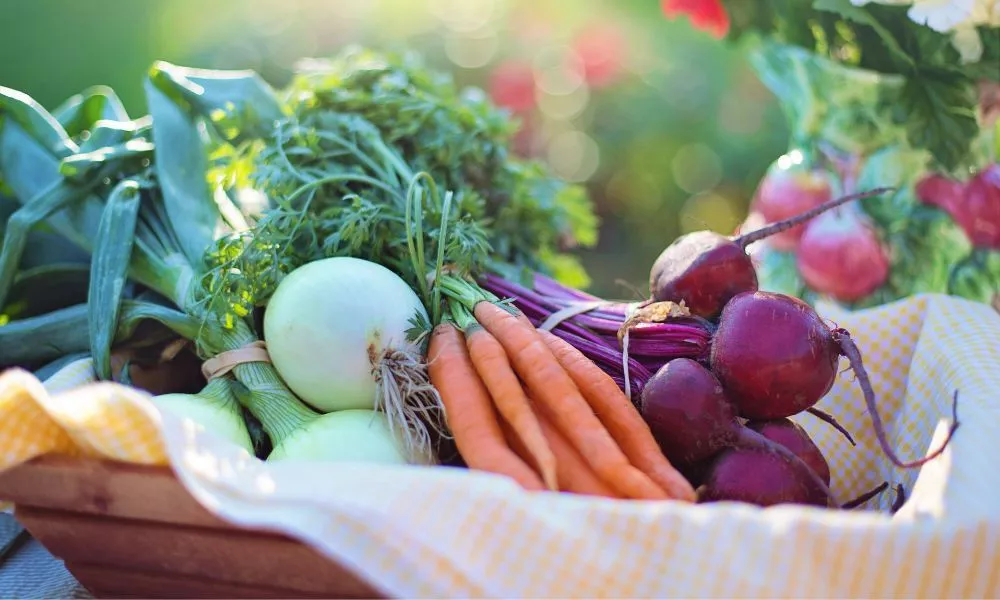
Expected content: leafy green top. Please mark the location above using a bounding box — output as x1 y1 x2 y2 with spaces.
721 0 999 171
198 48 598 330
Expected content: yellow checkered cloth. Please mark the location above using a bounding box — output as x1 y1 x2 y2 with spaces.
1 292 999 598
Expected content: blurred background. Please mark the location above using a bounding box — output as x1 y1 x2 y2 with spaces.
0 0 790 296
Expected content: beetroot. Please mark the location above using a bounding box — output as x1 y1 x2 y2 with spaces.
711 291 839 420
640 358 738 464
961 164 1000 249
752 155 835 251
917 165 1000 250
697 445 830 507
710 290 960 468
650 187 891 319
748 418 831 486
640 358 836 507
915 173 964 218
698 428 893 509
795 205 890 302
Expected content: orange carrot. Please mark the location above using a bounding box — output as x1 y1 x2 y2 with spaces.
537 329 696 502
465 325 559 491
502 401 619 498
473 301 668 501
428 324 545 491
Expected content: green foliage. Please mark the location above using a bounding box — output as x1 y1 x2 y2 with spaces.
200 48 599 324
285 49 599 265
723 0 995 171
882 205 973 297
949 249 1000 303
754 248 806 299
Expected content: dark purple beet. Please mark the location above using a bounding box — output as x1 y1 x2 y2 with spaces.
748 418 831 486
640 358 738 464
649 231 758 321
697 445 830 508
638 359 837 506
649 187 892 319
712 290 961 469
711 291 839 420
674 456 716 488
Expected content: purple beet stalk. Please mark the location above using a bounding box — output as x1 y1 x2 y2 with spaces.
532 272 602 301
544 327 654 396
481 271 712 398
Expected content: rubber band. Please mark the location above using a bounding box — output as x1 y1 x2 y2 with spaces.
621 303 637 401
537 301 609 331
201 340 271 381
615 301 689 400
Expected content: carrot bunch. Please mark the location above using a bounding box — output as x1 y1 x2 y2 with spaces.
429 276 696 501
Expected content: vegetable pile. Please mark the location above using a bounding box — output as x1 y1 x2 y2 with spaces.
482 189 960 508
0 46 959 511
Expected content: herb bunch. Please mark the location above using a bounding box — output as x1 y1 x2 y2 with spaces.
200 47 598 329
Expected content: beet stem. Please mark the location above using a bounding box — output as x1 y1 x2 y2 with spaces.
835 329 961 468
806 407 857 447
841 481 889 509
890 483 907 513
735 186 894 248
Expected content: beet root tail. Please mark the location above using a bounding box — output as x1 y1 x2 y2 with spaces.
891 483 907 513
735 187 894 249
841 481 889 509
806 406 857 447
834 328 960 469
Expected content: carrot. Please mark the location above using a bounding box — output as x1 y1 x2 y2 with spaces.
537 329 697 502
473 301 669 501
465 324 559 491
501 400 619 498
427 323 545 492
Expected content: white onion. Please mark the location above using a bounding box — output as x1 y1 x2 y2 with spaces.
264 256 427 413
268 409 412 464
153 380 254 453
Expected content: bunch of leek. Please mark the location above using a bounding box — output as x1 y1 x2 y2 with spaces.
0 66 297 458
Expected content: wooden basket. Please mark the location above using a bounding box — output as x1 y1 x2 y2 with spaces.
0 456 385 599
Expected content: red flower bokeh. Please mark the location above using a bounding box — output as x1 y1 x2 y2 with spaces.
661 0 730 39
488 60 536 114
573 24 627 88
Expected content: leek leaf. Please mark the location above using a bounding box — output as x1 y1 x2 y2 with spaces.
89 179 142 380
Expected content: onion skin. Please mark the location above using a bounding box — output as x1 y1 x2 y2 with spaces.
267 409 414 464
154 387 254 454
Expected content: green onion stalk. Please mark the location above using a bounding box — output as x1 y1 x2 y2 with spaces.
0 68 324 453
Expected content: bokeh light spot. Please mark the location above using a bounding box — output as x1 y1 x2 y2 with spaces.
678 190 742 235
671 143 722 194
548 130 600 182
533 46 585 96
537 83 590 120
445 30 499 69
432 0 499 33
